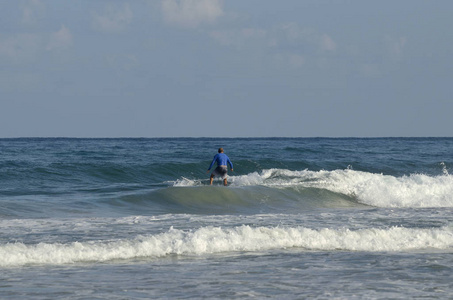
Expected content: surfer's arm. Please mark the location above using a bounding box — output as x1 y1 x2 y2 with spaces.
227 158 233 170
207 155 218 170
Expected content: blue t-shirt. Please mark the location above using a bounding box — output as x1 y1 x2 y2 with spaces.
208 153 233 170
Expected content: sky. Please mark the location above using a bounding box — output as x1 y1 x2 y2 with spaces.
1 0 452 138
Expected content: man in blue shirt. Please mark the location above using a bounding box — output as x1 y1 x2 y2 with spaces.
207 148 234 186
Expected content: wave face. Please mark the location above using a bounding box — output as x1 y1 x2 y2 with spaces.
117 185 359 215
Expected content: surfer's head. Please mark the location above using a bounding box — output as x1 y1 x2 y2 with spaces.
218 148 224 153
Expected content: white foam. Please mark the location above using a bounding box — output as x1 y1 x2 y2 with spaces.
228 169 453 208
322 170 453 208
172 177 203 187
1 224 452 267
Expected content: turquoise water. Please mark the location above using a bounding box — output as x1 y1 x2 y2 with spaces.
1 138 452 298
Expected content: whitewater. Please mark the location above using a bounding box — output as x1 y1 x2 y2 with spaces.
1 138 452 299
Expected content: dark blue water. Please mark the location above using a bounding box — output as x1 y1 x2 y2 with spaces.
1 138 452 299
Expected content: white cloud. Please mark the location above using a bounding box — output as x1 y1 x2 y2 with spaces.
47 25 73 51
161 0 223 28
92 3 133 33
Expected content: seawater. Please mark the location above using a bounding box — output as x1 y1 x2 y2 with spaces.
0 138 452 299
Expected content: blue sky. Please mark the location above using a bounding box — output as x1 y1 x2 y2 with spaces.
1 0 452 137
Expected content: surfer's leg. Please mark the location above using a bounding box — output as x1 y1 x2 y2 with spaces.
223 178 227 186
210 174 214 185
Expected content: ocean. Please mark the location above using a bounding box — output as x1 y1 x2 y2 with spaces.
0 137 452 299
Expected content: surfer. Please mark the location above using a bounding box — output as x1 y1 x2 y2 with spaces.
207 148 234 186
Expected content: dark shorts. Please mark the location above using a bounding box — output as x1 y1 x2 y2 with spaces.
212 166 228 179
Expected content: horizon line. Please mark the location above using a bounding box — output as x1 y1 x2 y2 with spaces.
1 136 451 139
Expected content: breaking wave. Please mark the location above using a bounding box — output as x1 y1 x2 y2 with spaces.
1 224 452 267
171 169 453 208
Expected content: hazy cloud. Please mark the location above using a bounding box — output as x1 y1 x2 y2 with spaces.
288 54 306 68
0 25 72 64
0 33 41 63
209 22 336 69
47 25 73 51
106 54 139 73
21 0 44 25
320 34 337 52
92 3 133 33
359 63 381 78
278 23 314 43
277 23 337 53
161 0 223 28
211 23 336 53
385 36 407 59
209 28 267 47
